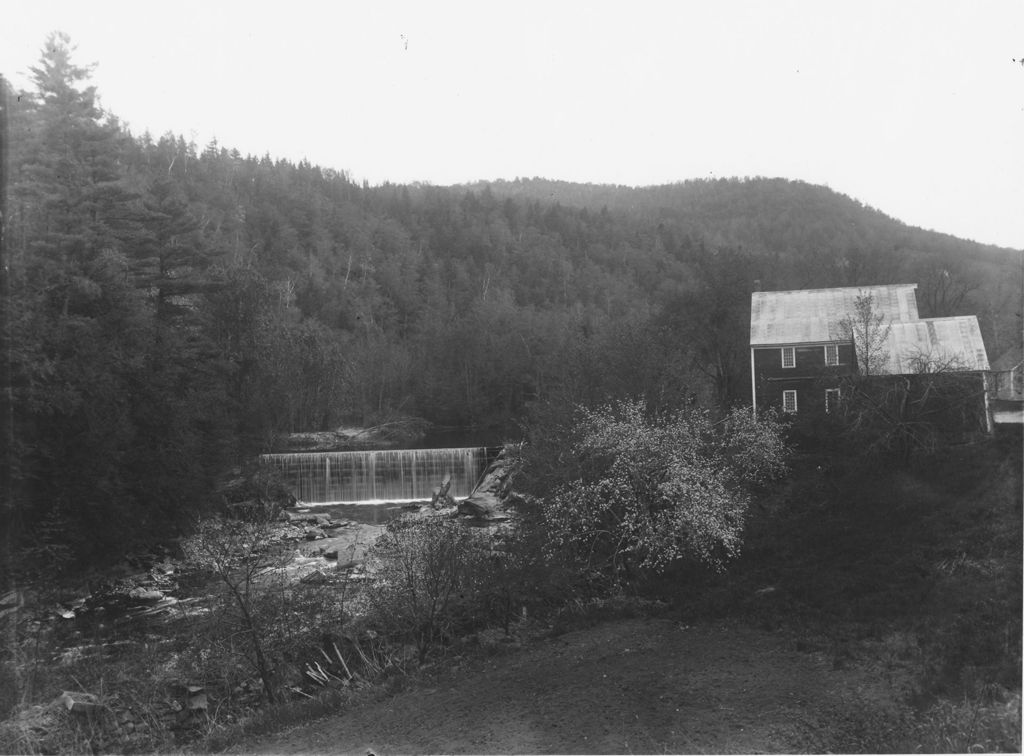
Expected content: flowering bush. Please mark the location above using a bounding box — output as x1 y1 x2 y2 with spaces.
542 401 788 579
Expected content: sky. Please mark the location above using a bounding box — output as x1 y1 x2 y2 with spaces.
3 1 1023 249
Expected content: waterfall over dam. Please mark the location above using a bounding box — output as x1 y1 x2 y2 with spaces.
260 447 491 504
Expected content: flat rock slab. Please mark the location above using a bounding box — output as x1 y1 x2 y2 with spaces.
241 618 904 754
299 523 384 565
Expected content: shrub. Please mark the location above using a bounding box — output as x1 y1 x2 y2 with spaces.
365 514 490 662
471 519 563 634
182 502 306 704
538 400 788 582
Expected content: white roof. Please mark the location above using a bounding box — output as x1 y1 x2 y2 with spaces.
880 317 990 373
750 284 919 346
750 284 989 374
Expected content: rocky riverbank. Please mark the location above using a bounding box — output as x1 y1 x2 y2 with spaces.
38 447 522 638
32 505 380 628
0 503 393 752
1 451 526 753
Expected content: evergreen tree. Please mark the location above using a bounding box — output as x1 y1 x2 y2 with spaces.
8 34 215 566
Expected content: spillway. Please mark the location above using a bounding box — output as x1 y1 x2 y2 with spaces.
260 447 489 504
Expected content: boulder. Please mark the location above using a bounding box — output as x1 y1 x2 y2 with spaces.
474 449 518 498
127 587 164 604
58 691 104 720
301 568 333 584
163 683 209 721
457 492 510 521
457 449 520 522
299 565 335 581
185 686 208 712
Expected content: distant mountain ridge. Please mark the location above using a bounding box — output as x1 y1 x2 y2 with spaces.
465 176 1020 263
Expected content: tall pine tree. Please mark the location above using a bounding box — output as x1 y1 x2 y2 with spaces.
10 34 182 567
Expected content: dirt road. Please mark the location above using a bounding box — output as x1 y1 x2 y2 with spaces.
241 618 902 754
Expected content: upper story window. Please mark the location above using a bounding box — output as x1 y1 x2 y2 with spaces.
781 347 795 368
825 343 839 366
782 390 798 413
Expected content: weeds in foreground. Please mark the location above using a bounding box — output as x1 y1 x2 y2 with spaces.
198 688 353 753
909 690 1022 754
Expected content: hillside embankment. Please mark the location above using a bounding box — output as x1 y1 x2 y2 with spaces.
244 617 904 754
234 440 1022 754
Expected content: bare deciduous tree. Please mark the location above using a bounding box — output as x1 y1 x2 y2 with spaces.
840 293 891 376
919 260 980 317
183 504 290 704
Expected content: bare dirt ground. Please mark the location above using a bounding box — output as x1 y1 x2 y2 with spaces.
240 617 903 754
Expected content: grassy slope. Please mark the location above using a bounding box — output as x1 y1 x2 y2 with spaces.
239 438 1022 754
666 435 1022 749
243 617 909 755
7 437 1016 754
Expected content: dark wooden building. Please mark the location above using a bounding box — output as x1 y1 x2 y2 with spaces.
750 284 989 417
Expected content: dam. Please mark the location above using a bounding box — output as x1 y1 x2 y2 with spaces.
260 447 491 505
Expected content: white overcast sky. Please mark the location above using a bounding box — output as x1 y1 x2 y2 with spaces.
3 1 1023 249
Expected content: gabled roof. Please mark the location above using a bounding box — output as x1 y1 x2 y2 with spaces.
750 284 989 375
750 284 919 346
881 317 990 373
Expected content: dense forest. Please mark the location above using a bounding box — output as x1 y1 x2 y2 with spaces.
2 34 1022 568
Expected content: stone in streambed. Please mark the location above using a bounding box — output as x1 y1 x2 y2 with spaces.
127 587 164 604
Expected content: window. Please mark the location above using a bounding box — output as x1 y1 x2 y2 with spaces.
824 343 839 366
825 388 840 413
781 347 795 368
782 390 798 413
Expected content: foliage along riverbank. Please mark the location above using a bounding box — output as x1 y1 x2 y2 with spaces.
0 404 791 752
240 438 1022 755
0 494 380 753
3 415 1020 753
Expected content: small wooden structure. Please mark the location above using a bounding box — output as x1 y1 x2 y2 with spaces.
987 346 1024 426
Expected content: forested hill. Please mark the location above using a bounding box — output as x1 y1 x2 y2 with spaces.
472 177 1019 269
4 34 1022 564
